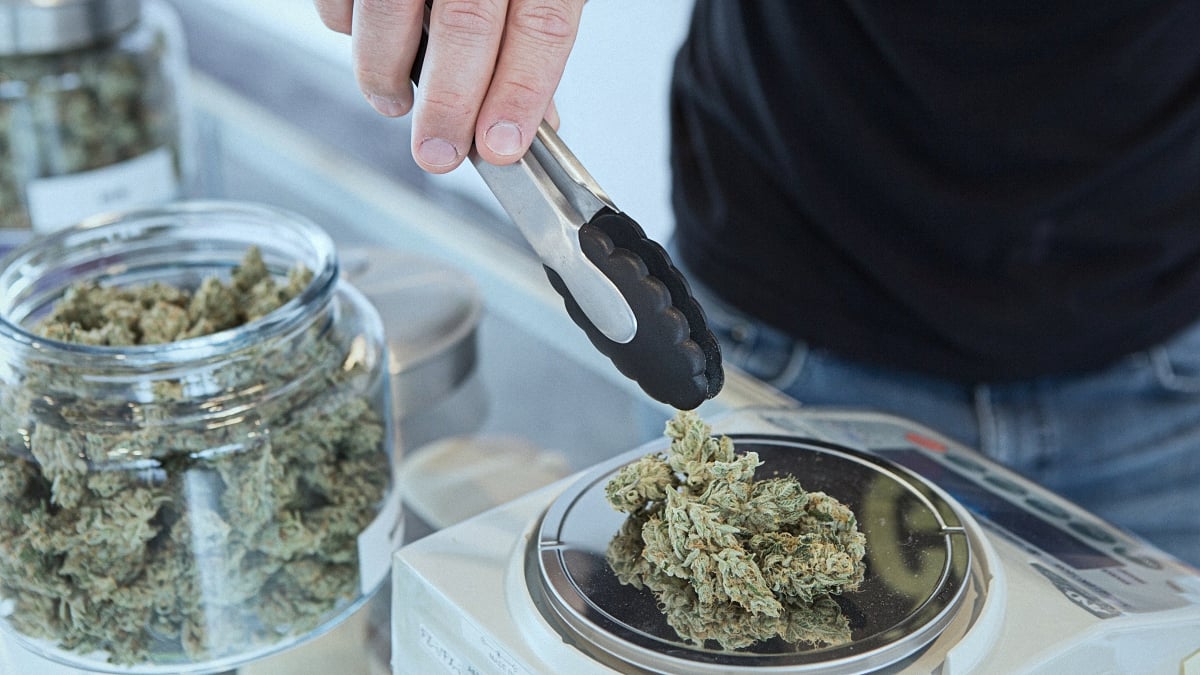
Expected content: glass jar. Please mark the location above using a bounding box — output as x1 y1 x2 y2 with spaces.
0 201 399 673
0 0 191 245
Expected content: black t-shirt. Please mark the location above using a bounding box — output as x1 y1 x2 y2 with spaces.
670 0 1200 381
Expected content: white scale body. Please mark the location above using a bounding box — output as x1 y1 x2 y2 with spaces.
391 407 1200 674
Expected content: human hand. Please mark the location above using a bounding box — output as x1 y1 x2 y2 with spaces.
314 0 584 173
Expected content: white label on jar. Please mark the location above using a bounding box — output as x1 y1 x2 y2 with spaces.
25 147 178 233
357 487 404 595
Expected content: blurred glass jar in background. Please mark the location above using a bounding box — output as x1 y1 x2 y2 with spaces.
0 0 192 247
0 202 399 673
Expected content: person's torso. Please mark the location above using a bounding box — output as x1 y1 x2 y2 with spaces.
670 0 1200 380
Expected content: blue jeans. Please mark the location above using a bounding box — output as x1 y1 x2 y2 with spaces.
687 268 1200 566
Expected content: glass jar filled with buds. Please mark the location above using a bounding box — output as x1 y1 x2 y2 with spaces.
0 201 400 673
0 0 191 247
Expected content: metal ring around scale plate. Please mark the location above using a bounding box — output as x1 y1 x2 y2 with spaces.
530 436 973 674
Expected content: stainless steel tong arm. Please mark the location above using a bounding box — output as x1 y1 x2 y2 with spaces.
471 122 638 344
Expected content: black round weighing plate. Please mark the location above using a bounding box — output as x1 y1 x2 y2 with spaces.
529 436 973 673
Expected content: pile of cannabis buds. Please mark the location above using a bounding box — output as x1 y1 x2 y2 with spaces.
0 249 388 665
605 411 867 650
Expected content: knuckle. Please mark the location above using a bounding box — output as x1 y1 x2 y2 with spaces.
437 0 504 43
510 0 577 45
497 68 552 102
354 0 411 23
419 88 477 122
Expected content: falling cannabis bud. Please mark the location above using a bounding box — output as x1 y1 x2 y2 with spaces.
604 410 867 650
0 248 389 665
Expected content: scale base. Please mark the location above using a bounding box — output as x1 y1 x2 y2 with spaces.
391 408 1200 674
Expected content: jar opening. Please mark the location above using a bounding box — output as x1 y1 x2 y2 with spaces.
0 201 339 370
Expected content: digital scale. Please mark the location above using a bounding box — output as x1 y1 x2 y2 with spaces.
391 407 1200 674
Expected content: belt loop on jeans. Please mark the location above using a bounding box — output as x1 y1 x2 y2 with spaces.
973 383 1000 458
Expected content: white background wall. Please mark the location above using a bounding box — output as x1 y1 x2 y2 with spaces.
193 0 695 243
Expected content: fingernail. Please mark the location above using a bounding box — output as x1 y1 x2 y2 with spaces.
417 137 460 167
484 121 523 156
366 93 405 117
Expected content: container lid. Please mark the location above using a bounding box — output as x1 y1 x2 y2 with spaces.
532 435 974 673
0 0 140 55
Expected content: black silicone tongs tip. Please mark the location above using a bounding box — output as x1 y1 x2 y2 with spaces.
548 209 724 410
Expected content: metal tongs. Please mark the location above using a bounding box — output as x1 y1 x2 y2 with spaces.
473 124 634 344
472 124 723 409
413 5 723 409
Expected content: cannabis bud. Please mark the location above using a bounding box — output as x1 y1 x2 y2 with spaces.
604 410 867 650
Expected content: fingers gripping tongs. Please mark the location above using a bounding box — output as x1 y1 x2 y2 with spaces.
412 10 722 410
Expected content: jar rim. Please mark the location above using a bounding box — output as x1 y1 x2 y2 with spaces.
0 200 339 370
